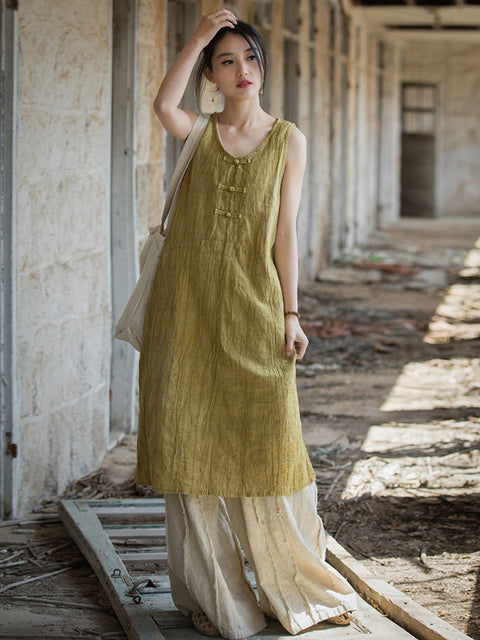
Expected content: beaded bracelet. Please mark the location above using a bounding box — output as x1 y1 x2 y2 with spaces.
284 311 301 319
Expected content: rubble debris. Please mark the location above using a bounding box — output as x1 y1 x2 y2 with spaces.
352 262 419 276
0 562 82 594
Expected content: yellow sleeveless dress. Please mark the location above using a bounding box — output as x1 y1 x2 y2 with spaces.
136 112 315 497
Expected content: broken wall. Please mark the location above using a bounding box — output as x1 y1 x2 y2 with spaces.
16 1 112 513
402 38 480 218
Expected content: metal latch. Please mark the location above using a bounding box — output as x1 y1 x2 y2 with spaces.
6 442 17 458
126 578 158 604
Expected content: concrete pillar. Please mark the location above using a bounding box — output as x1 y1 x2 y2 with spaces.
366 33 380 238
377 41 402 227
137 0 167 233
353 18 369 246
110 0 138 441
354 26 380 245
270 0 284 117
296 0 312 280
345 16 357 250
311 0 332 276
0 0 19 519
329 3 344 261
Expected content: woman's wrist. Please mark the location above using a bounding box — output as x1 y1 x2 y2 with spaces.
284 310 300 320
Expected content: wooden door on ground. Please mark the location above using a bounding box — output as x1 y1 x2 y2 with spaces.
400 83 437 218
59 497 466 640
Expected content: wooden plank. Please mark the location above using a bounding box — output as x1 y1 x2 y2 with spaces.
59 500 166 640
86 498 165 509
119 547 168 562
94 506 164 516
92 505 165 515
105 524 166 540
326 534 473 640
91 504 166 521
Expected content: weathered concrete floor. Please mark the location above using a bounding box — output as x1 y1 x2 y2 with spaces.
298 217 480 640
1 217 479 639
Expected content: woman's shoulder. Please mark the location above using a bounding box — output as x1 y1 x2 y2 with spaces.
274 117 305 143
283 120 307 155
282 121 306 162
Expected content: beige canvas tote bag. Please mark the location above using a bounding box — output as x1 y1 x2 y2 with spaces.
114 114 209 351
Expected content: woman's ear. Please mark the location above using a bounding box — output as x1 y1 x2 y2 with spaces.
203 67 215 84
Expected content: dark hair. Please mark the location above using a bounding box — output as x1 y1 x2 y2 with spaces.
194 20 268 109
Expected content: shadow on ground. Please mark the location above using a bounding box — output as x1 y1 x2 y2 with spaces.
298 218 480 639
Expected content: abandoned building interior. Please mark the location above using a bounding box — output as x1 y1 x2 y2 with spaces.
0 0 479 524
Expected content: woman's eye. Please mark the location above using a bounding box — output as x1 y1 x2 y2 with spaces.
221 59 233 65
247 55 256 61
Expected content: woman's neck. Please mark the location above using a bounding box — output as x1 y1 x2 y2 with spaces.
218 99 272 128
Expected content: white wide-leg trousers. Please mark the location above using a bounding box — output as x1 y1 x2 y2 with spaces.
166 482 357 639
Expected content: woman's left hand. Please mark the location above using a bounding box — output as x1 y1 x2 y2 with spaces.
285 315 308 360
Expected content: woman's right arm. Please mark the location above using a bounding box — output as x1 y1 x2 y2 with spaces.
153 9 237 141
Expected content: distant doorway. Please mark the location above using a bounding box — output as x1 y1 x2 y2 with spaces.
400 83 437 218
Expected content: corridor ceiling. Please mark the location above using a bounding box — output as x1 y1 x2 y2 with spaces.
352 1 480 31
354 1 480 4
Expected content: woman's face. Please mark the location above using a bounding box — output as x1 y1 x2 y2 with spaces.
206 32 262 100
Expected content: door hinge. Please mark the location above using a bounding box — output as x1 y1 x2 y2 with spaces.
6 442 18 458
7 0 18 10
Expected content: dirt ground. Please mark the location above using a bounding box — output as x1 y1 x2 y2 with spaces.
1 217 479 640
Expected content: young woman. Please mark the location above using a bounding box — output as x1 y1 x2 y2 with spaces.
136 9 357 638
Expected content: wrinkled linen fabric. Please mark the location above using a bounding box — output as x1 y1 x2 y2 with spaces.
166 482 357 639
137 112 315 496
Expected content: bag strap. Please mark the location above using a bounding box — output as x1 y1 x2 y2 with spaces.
160 113 210 235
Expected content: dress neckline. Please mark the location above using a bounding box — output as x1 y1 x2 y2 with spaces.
213 112 280 161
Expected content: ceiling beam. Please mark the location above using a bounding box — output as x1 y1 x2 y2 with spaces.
388 28 480 42
357 6 480 27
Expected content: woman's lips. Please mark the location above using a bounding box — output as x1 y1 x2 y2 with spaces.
237 81 252 88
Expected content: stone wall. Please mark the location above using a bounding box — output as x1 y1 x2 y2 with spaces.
402 39 480 218
16 1 112 512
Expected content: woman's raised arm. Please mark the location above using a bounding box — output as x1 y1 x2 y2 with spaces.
153 9 237 141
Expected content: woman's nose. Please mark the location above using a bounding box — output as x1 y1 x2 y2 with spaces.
237 63 247 76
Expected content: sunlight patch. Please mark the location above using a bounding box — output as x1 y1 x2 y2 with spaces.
340 419 480 501
380 358 480 412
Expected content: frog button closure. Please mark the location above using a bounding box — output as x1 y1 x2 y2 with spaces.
214 208 243 219
217 184 247 194
223 155 251 166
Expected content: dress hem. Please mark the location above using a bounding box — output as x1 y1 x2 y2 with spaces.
135 472 317 498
